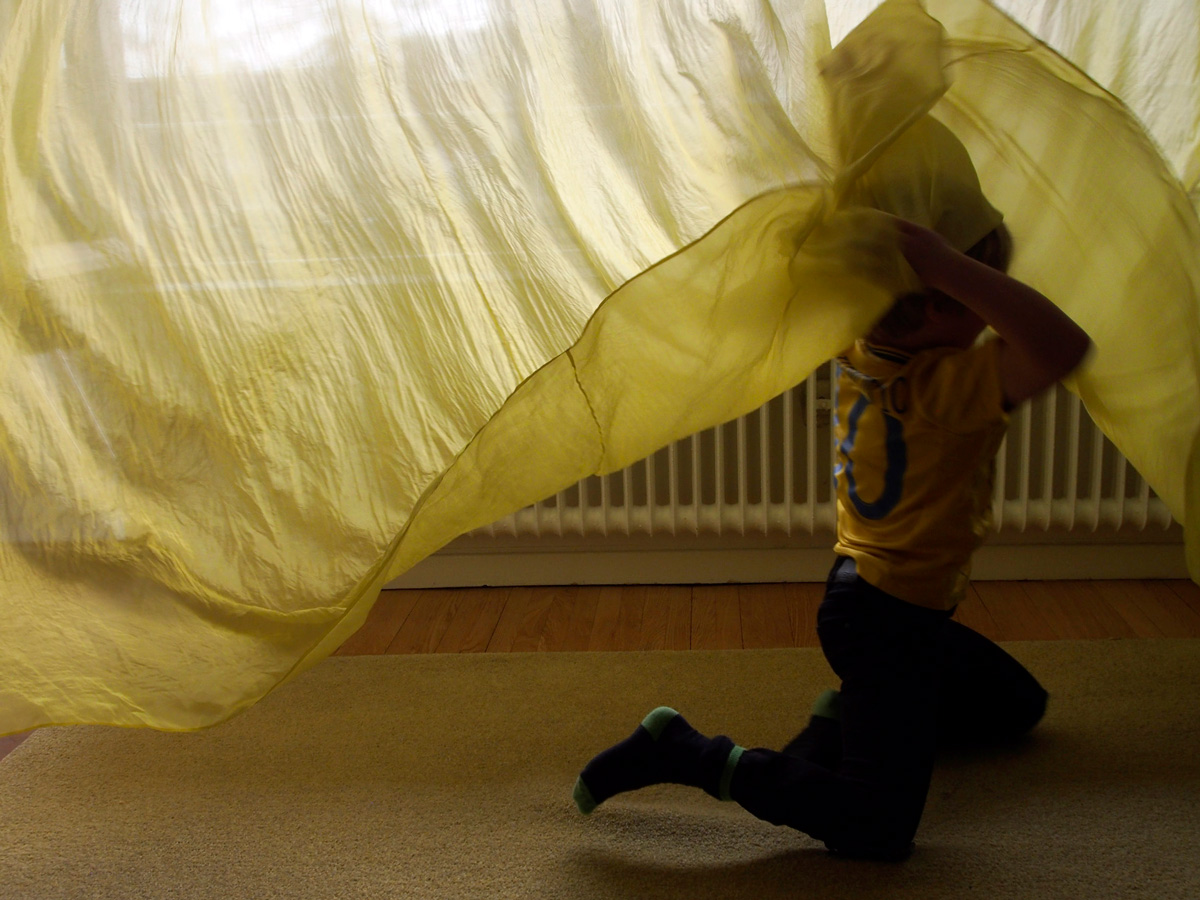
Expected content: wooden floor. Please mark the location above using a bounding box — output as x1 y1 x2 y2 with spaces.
2 580 1197 764
334 579 1200 656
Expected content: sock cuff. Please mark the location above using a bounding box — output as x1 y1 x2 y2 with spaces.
718 744 745 801
573 776 598 815
811 688 841 720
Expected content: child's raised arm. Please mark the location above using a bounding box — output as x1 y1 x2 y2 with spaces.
893 218 1092 408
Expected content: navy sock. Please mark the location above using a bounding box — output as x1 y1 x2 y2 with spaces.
573 707 740 814
781 690 842 768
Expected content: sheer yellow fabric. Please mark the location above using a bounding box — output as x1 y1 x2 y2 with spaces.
2 0 1197 733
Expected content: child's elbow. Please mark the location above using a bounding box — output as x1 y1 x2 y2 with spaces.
1000 329 1092 409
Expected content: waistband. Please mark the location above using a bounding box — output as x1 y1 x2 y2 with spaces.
827 556 954 619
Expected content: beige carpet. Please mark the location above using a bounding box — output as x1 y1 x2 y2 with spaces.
2 641 1198 899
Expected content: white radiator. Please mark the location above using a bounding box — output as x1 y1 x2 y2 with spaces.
398 363 1185 587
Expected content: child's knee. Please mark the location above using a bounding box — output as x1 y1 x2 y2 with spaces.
1010 685 1048 737
731 754 925 859
820 782 925 861
992 677 1048 741
938 676 1048 747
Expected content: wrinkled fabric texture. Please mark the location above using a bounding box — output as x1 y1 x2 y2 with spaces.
1 0 1197 732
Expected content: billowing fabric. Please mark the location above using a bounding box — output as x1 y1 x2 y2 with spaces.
1 0 1197 733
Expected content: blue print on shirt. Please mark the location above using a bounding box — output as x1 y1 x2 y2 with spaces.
837 392 908 520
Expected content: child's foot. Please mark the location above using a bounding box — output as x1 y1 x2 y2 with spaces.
573 707 736 814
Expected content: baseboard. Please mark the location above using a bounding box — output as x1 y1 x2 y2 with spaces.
388 536 1189 588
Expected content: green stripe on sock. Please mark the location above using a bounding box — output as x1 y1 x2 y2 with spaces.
573 776 598 815
640 706 679 740
812 688 841 720
718 744 745 802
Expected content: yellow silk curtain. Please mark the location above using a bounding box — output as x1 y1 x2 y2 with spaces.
2 0 1197 733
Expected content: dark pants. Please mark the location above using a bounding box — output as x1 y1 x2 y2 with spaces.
728 557 1048 856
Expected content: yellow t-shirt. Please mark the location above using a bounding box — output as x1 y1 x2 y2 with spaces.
832 338 1009 609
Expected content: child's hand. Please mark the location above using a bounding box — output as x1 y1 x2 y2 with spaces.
881 214 1093 409
887 216 961 291
792 208 924 297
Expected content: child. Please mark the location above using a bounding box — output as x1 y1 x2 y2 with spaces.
572 214 1092 860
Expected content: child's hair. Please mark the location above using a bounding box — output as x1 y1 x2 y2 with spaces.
872 224 1013 341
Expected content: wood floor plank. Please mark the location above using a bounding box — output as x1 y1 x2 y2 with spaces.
434 588 509 653
692 585 742 650
489 587 557 652
1089 581 1172 638
587 586 626 651
535 586 577 652
1138 581 1200 637
974 582 1061 641
1019 581 1137 641
1166 579 1200 612
639 585 692 651
334 589 420 656
783 583 824 648
1090 581 1197 638
483 590 524 653
740 584 795 649
386 590 462 654
334 580 1199 660
612 585 649 651
539 586 601 652
567 586 608 651
664 586 693 650
956 587 1000 640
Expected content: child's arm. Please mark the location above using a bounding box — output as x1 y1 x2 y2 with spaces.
893 218 1092 408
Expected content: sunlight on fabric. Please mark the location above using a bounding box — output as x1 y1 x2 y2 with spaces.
119 0 494 78
120 1 326 76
